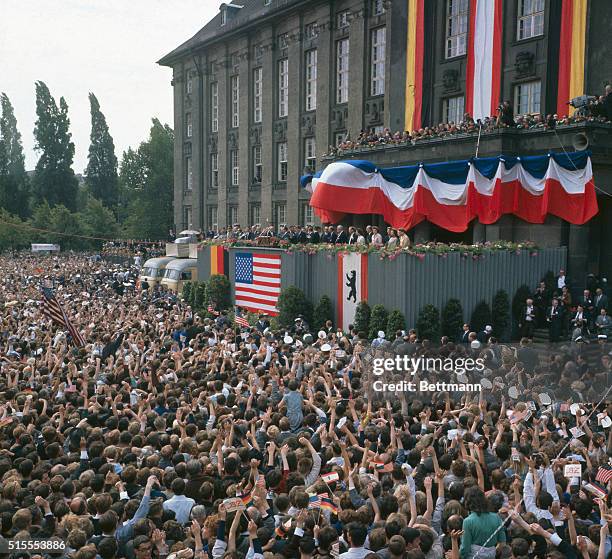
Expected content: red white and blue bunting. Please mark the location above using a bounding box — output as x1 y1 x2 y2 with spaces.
301 152 598 232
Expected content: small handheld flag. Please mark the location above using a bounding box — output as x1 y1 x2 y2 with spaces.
596 465 612 485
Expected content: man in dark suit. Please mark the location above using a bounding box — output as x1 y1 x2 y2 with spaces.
458 323 470 344
477 325 493 344
518 298 536 339
517 338 538 373
335 225 348 244
347 226 359 245
594 288 609 314
546 298 563 342
278 226 291 241
577 289 595 326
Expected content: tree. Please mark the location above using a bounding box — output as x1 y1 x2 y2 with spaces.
491 290 511 341
0 209 30 251
387 310 406 335
416 304 440 342
80 196 119 243
181 282 194 305
313 295 334 330
441 298 464 339
278 286 313 329
48 205 87 250
194 282 207 311
86 93 118 210
470 300 492 334
121 119 174 239
368 304 388 340
512 284 532 338
32 82 79 211
206 274 231 311
353 301 371 336
0 93 29 217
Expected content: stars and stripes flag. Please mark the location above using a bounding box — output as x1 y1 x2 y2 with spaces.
308 494 321 509
234 252 281 316
207 304 220 316
596 464 612 485
234 307 250 329
41 287 86 347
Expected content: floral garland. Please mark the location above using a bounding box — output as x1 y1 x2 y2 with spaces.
196 239 539 260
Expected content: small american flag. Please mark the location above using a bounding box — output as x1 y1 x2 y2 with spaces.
207 304 220 316
235 252 281 316
308 494 321 509
235 308 250 329
42 287 85 347
255 475 266 489
596 464 612 484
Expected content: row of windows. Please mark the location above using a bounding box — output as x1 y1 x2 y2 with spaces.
198 28 385 134
185 138 317 191
446 0 544 59
202 203 315 230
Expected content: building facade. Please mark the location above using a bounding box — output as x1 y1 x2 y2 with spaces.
159 0 612 280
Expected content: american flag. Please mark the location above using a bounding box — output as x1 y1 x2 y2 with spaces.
234 308 250 329
308 494 321 509
596 464 612 484
42 287 86 347
207 304 220 316
234 252 281 316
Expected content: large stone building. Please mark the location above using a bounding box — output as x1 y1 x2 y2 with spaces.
159 0 612 281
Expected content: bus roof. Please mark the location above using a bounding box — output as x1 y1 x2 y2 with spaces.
164 258 197 271
142 257 176 267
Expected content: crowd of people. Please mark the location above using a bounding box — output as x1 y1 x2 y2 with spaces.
326 88 612 157
1 253 612 559
204 224 411 249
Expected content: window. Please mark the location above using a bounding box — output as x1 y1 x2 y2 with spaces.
186 76 193 95
253 67 263 123
231 75 240 128
372 0 386 16
371 27 386 96
305 50 317 111
183 206 192 229
207 205 218 230
302 204 314 226
277 33 289 50
185 157 193 190
304 137 316 173
276 203 287 226
514 80 541 115
445 0 468 59
278 59 289 117
250 204 261 226
337 10 350 29
211 82 219 133
253 146 262 183
518 0 544 40
230 150 240 186
228 206 238 226
305 22 319 39
336 39 349 104
334 131 347 146
371 125 384 135
210 153 218 188
220 7 227 26
443 95 465 124
278 142 288 182
186 113 193 137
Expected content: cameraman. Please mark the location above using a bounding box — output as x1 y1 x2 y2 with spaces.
496 100 515 127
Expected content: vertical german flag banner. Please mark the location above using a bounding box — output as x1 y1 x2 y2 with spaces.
404 0 433 132
556 0 588 116
210 245 229 276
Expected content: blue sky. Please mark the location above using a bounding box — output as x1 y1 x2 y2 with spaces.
0 0 224 172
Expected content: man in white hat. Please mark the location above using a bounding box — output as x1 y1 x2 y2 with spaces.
371 330 385 348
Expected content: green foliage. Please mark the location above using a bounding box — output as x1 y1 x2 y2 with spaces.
441 298 464 339
0 93 29 217
491 290 511 341
313 295 334 330
0 210 31 250
416 304 440 341
206 274 231 311
387 309 406 335
80 196 119 241
182 281 194 305
32 81 79 211
512 284 532 337
470 300 492 334
86 93 118 210
120 119 174 239
368 304 389 340
353 301 371 335
193 282 207 311
278 286 313 329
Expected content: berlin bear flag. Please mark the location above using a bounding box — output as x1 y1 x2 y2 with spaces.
337 253 368 332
